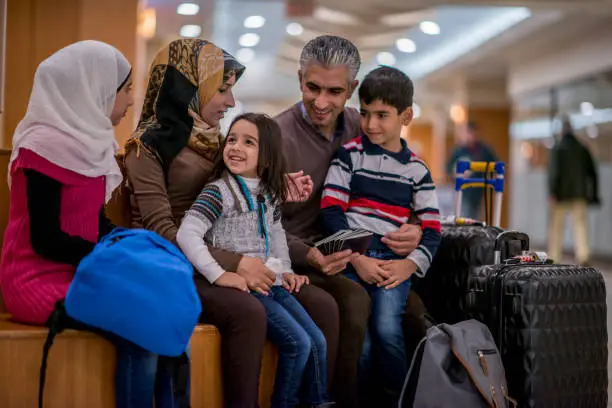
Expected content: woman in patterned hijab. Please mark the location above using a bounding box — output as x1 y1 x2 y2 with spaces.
127 39 245 166
123 39 327 408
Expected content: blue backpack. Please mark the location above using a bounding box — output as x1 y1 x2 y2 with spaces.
38 228 198 408
65 227 201 355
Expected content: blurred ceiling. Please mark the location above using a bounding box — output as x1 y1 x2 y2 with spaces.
145 0 612 109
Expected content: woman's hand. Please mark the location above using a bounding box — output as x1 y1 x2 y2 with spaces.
214 272 249 292
236 256 275 296
285 170 314 203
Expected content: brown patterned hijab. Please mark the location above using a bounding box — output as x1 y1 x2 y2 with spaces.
126 39 245 167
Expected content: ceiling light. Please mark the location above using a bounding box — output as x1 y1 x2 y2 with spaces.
239 33 260 47
236 48 255 63
413 103 421 119
286 22 303 36
450 104 466 123
396 38 416 53
420 21 440 35
137 8 156 40
376 51 396 66
581 101 594 116
177 3 199 16
244 15 265 29
180 24 201 38
586 124 599 138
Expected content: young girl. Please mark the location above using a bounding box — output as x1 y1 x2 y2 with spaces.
177 113 331 408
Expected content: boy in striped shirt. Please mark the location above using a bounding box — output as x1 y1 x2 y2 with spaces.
320 66 441 406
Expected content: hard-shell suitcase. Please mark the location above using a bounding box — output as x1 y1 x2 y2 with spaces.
413 224 505 324
414 160 512 324
467 231 608 408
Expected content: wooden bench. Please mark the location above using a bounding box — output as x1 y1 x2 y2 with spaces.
0 149 279 407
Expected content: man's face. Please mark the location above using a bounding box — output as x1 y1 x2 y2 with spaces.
299 63 358 131
461 125 477 145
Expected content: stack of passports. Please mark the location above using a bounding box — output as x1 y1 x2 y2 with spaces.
314 229 373 256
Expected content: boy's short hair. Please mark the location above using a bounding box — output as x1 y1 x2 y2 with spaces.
358 66 414 113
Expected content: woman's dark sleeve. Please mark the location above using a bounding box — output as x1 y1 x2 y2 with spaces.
98 208 116 241
25 169 96 266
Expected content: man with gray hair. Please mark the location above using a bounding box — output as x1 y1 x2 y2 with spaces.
276 35 423 408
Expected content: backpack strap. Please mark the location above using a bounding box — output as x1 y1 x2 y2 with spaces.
399 336 428 408
39 301 69 408
160 351 191 408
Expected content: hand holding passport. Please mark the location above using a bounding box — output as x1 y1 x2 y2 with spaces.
314 229 373 256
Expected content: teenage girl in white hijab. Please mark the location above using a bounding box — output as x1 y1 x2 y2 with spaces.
0 40 183 407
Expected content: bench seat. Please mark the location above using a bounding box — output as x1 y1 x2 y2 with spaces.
0 317 278 408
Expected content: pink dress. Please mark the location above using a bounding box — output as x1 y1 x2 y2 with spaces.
0 148 105 325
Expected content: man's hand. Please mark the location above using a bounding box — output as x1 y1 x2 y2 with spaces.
379 259 418 289
214 272 249 292
381 223 422 256
236 256 275 295
307 247 356 276
285 170 314 203
351 255 392 285
282 273 309 293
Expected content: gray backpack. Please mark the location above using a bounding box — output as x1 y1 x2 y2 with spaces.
399 319 516 408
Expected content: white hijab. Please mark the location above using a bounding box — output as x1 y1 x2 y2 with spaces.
9 40 131 202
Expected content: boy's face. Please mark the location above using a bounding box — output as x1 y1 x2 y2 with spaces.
360 99 413 152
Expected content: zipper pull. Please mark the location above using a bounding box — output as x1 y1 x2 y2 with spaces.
478 350 489 376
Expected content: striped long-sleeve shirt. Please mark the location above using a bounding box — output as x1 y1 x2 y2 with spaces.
320 135 442 276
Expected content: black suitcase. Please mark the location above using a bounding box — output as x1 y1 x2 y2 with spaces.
412 160 518 324
412 224 507 324
467 231 608 407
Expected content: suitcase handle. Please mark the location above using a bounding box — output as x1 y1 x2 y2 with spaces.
494 231 530 264
454 160 505 227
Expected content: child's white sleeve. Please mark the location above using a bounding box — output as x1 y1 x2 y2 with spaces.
176 185 226 284
269 206 293 274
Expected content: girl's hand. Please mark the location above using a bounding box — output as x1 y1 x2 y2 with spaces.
215 272 248 292
285 171 313 203
282 273 309 293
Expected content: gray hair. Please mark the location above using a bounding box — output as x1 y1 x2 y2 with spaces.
299 35 361 81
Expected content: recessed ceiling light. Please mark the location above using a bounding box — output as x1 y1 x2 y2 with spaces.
376 51 396 66
420 21 440 35
396 38 416 53
244 15 265 29
239 33 260 47
286 22 303 36
180 24 201 38
177 3 199 16
236 48 255 63
581 101 594 116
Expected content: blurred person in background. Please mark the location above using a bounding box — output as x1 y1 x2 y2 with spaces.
547 113 600 265
446 121 498 220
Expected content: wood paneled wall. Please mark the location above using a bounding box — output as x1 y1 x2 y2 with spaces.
3 0 139 148
467 107 511 227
